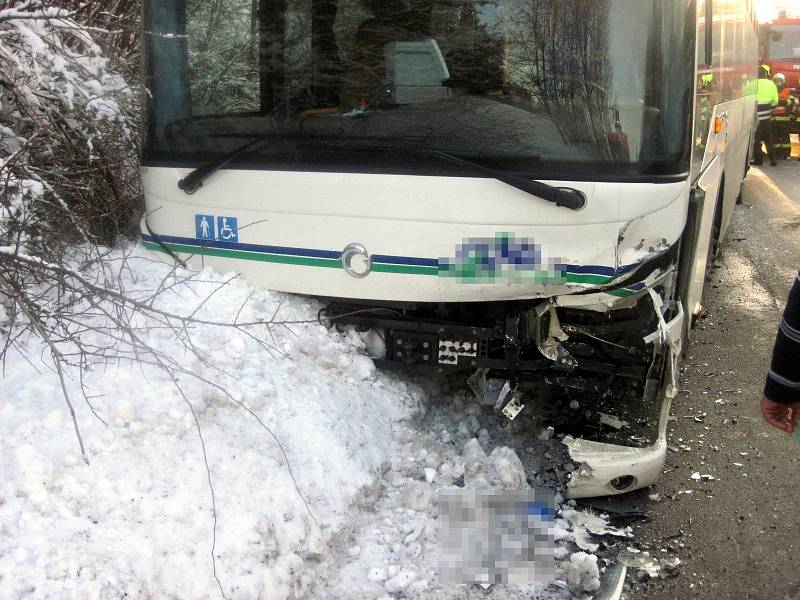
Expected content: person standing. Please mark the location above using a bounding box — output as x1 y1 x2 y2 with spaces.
771 73 795 160
761 272 800 433
752 65 779 166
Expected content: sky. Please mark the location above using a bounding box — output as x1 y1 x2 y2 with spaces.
755 0 799 21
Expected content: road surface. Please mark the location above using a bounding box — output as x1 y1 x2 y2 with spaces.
624 161 800 600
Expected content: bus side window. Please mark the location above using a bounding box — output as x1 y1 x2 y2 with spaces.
704 0 713 67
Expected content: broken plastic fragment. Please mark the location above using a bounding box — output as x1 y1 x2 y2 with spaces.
599 413 628 430
617 548 680 580
592 561 627 600
563 509 632 553
538 426 555 441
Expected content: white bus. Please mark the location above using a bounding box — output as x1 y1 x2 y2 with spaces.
140 0 759 498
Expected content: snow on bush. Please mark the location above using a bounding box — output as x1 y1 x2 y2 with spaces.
0 0 139 257
0 4 128 117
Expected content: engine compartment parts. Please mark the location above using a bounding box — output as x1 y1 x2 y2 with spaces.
325 271 684 497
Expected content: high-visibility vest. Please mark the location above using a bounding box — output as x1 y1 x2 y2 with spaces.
757 79 780 121
757 79 779 105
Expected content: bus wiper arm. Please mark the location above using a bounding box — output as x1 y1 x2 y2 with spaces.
178 138 585 210
429 150 586 210
178 134 279 194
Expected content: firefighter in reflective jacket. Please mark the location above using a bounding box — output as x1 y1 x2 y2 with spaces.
771 73 797 160
753 65 779 166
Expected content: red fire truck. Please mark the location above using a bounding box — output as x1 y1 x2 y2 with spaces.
760 13 800 90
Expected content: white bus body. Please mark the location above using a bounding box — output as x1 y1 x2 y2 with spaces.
140 0 759 497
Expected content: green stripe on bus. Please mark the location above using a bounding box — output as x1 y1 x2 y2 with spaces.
143 240 341 269
144 240 437 275
372 263 439 276
563 273 613 285
144 240 632 289
607 287 641 297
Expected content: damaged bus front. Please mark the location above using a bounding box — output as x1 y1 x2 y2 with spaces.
140 0 754 496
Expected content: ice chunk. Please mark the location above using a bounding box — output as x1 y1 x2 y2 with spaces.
488 447 527 489
573 529 599 552
401 481 432 511
439 456 465 480
563 552 600 593
458 415 481 436
463 438 487 464
350 355 376 380
13 444 56 503
384 568 417 593
477 428 491 448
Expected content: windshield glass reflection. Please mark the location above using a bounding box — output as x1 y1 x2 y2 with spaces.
144 0 696 178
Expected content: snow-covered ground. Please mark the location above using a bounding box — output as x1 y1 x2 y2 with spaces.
0 246 628 599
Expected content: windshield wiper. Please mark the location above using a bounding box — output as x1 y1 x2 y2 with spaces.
179 136 586 210
178 132 288 194
425 150 586 210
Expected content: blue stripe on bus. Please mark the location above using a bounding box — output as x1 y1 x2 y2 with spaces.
145 234 341 260
141 233 638 277
564 263 637 276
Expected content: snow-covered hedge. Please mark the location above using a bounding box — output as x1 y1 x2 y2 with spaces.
0 0 140 255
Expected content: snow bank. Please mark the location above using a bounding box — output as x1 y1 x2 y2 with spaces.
0 246 419 599
0 245 631 598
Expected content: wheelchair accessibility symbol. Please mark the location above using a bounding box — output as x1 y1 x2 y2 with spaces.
216 216 238 242
194 214 238 243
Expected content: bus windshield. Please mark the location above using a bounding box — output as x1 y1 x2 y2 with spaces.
768 24 800 60
143 0 695 179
